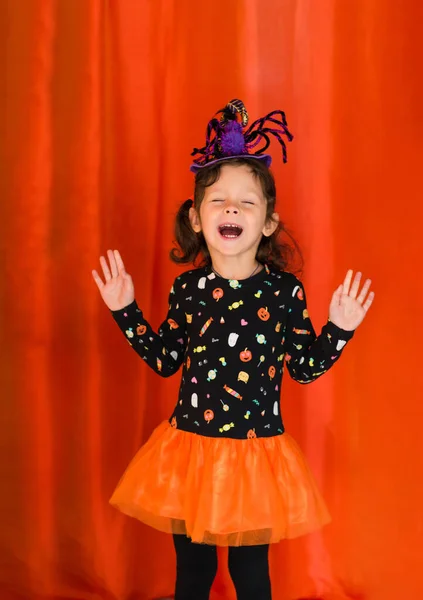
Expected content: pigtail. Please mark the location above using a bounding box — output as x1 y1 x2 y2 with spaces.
169 199 209 266
256 219 304 279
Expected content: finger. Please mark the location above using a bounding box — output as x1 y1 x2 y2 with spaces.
362 291 375 312
114 249 126 274
92 269 105 290
343 269 354 295
332 284 343 304
107 249 119 278
100 255 112 281
357 278 372 304
349 271 362 299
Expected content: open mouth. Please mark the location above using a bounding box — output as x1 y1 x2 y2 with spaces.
218 223 244 239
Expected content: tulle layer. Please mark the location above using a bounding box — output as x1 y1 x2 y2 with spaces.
110 421 331 546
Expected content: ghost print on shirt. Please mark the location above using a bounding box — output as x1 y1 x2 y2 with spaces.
111 263 354 439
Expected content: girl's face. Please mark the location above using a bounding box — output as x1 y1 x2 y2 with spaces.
189 164 278 263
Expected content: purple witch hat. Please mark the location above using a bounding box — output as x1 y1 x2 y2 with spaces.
190 99 293 173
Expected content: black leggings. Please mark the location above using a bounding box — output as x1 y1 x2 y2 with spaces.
173 534 272 600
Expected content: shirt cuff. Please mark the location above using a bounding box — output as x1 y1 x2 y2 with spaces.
324 318 355 341
110 300 142 325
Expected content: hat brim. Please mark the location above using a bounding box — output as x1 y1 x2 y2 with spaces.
189 154 272 174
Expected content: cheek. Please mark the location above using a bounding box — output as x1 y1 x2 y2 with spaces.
200 206 218 230
249 211 267 233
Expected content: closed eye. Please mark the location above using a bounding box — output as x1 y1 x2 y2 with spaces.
210 199 255 205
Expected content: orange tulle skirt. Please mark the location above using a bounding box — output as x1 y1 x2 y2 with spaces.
110 421 331 546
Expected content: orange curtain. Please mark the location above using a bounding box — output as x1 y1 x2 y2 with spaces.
1 1 422 599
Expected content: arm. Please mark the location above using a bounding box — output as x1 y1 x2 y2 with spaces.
283 277 355 384
110 278 187 378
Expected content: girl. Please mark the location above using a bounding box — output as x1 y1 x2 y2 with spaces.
92 100 374 600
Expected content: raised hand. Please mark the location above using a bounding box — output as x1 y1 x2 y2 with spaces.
329 270 375 331
92 249 135 311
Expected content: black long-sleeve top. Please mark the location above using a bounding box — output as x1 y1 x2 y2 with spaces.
111 263 354 439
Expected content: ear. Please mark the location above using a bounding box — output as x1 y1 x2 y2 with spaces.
189 206 202 233
262 212 279 237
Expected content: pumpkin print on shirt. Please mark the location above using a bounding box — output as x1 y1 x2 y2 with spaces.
111 264 355 439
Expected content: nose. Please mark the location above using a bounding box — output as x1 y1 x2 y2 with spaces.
225 205 239 214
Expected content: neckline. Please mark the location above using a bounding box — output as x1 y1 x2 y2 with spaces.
206 262 270 284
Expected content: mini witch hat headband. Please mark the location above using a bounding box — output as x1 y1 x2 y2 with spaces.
190 99 293 173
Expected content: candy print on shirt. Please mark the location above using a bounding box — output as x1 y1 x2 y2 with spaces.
111 264 355 439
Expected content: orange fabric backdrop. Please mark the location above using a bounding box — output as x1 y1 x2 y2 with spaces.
1 1 422 599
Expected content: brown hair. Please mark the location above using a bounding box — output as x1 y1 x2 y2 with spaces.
169 157 303 277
